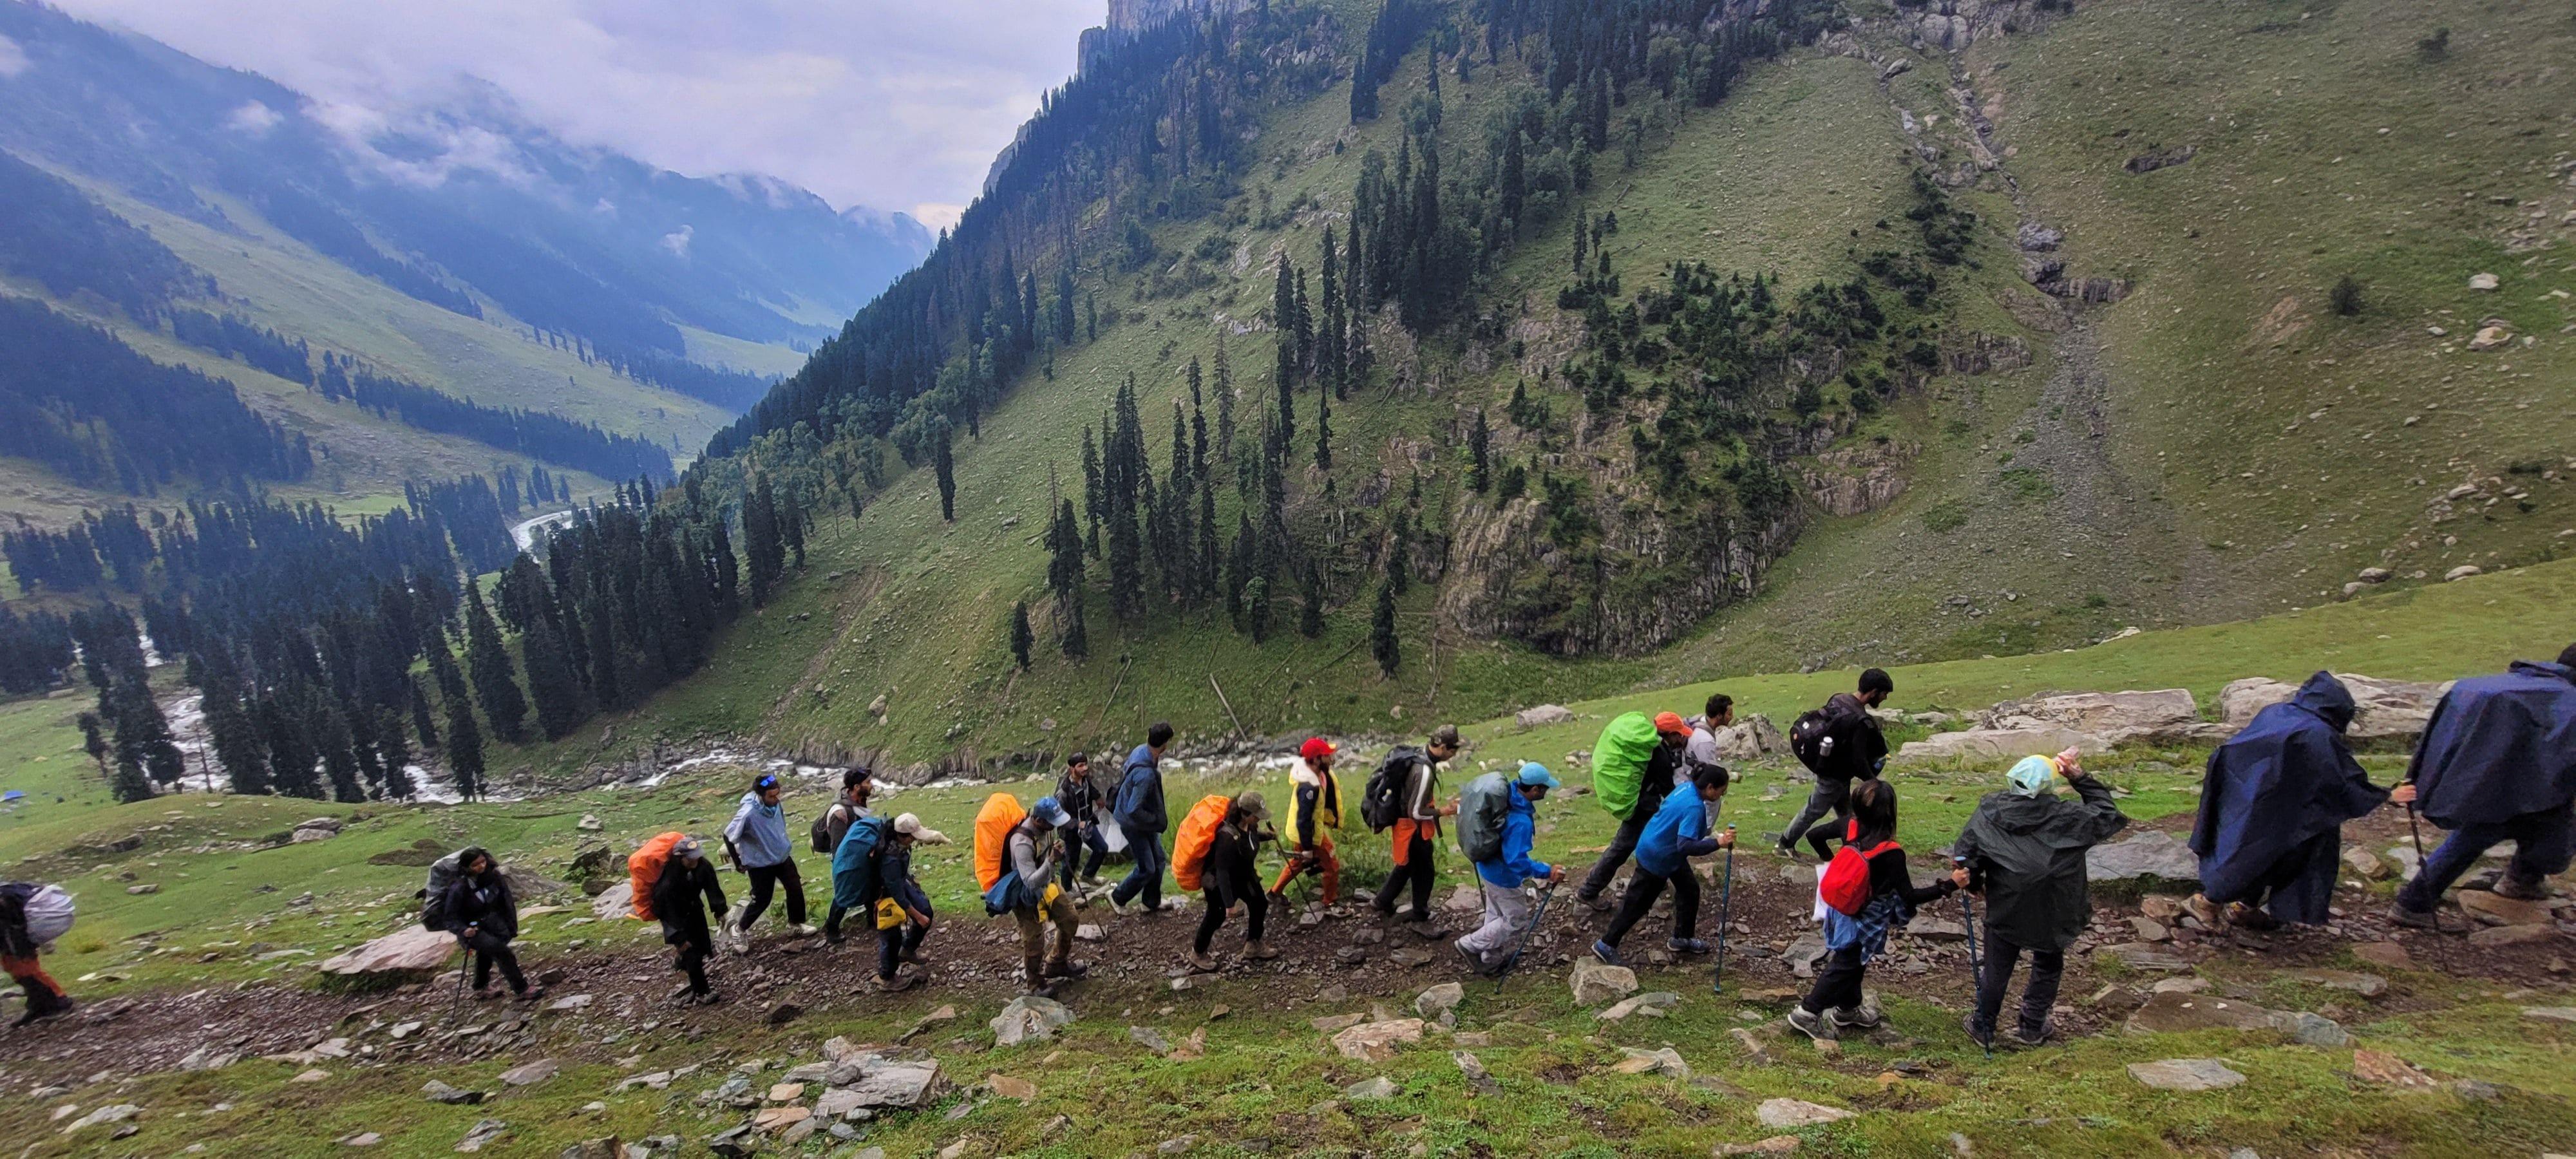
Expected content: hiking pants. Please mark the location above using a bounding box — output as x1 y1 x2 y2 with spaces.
738 860 806 930
2397 802 2575 912
3 952 67 1013
1270 836 1340 904
1969 928 2063 1040
1110 824 1166 911
1012 892 1078 976
1455 880 1532 967
1602 866 1700 948
462 930 528 994
1578 796 1659 901
1781 777 1855 858
1061 825 1110 889
673 939 712 995
1194 886 1267 955
1376 821 1437 918
1800 946 1869 1015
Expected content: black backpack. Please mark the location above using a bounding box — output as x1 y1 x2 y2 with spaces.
1360 746 1424 833
417 849 464 931
1789 703 1854 778
811 804 846 854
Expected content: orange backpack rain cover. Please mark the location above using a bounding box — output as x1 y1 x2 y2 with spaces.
627 831 686 919
973 793 1028 891
1170 794 1235 892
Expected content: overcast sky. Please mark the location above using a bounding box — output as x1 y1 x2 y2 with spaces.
50 0 1106 229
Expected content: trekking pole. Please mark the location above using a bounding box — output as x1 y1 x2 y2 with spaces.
1955 858 1989 1059
448 947 473 1024
1711 825 1737 995
1492 881 1558 990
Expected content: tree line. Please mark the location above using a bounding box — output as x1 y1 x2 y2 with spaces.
314 354 674 482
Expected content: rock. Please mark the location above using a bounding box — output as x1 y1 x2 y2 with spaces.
1517 704 1576 728
2087 832 2202 883
500 1060 560 1087
1075 923 1106 942
1344 1075 1400 1100
833 1058 943 1109
422 1080 486 1106
1130 1026 1171 1054
766 1082 806 1103
589 882 634 919
1596 992 1680 1021
126 883 159 894
61 1104 140 1133
2276 1011 2348 1048
2470 923 2559 948
1445 884 1483 913
2101 943 2193 972
1389 947 1434 968
1897 726 2104 764
1452 1050 1499 1093
753 1106 810 1132
1728 1027 1772 1064
2284 970 2387 998
2219 674 2450 740
1157 1136 1197 1155
341 1133 382 1146
1716 1139 1803 1156
455 1118 509 1153
292 1068 330 1083
990 995 1075 1046
2151 977 2210 995
705 1124 759 1158
2459 890 2553 927
2016 221 2065 252
1414 983 1465 1020
2352 941 2412 969
2342 847 2389 880
1331 1017 1424 1062
1756 1098 1855 1128
985 1073 1036 1102
2124 991 2277 1034
2468 272 2500 290
1571 959 1639 1006
1977 688 2214 746
1612 1047 1690 1079
1783 934 1829 979
2351 1048 2440 1091
2130 918 2171 942
2126 1059 2244 1092
323 927 466 977
2521 1006 2576 1023
292 825 340 843
297 816 346 833
2445 563 2488 580
1711 715 1789 762
577 814 603 831
1310 1013 1366 1033
1905 916 1968 942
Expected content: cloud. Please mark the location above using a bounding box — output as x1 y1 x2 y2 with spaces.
48 0 1103 219
0 32 28 77
660 223 693 257
223 100 283 135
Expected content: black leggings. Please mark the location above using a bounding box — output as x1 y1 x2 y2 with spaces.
1195 886 1267 954
1801 945 1868 1014
1376 829 1436 918
462 930 527 992
1971 930 2064 1038
739 861 806 929
1602 867 1700 947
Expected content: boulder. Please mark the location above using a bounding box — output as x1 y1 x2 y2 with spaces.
1596 992 1680 1021
2087 832 2201 883
1343 1076 1399 1100
2342 847 2389 880
1755 1098 1855 1128
1711 715 1789 762
589 882 634 920
1569 959 1638 1006
455 1118 510 1152
2284 969 2387 997
2353 941 2412 969
2123 991 2275 1034
499 1060 560 1087
1414 983 1466 1020
1904 915 1968 942
1977 688 2218 746
292 825 340 843
2277 1011 2348 1048
990 996 1075 1046
1896 726 2103 764
2351 1049 2440 1091
1331 1018 1424 1062
2467 327 2511 352
827 1057 942 1111
1612 1047 1690 1079
2458 890 2553 928
2126 1059 2244 1092
2217 674 2450 740
2467 923 2557 948
1516 704 1577 728
2468 272 2500 290
321 927 459 977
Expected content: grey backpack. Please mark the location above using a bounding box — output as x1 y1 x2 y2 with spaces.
1455 773 1514 863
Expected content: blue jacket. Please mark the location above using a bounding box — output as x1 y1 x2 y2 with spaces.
1113 744 1168 834
2409 661 2576 829
2190 672 2387 908
724 792 793 869
1636 788 1720 878
1477 788 1554 887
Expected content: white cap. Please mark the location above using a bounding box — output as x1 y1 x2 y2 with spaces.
893 813 949 844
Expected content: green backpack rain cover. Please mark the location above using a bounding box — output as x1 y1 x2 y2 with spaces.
1592 711 1661 821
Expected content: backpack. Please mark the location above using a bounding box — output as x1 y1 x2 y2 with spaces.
973 793 1028 892
1455 772 1513 863
1169 794 1235 892
628 831 688 920
418 849 464 931
1590 712 1661 820
1819 839 1900 916
811 802 851 854
1361 746 1425 833
1790 699 1862 778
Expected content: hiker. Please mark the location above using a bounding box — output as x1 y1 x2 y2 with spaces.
1686 693 1736 779
879 814 946 977
1788 779 1966 1042
825 809 938 990
1373 724 1463 924
1054 753 1109 890
2186 672 2393 930
1455 764 1565 975
818 768 875 852
2389 645 2576 927
1778 668 1895 861
1577 711 1692 910
651 836 729 1005
723 773 813 941
1955 749 2128 1049
1270 737 1344 907
437 847 544 1002
1594 762 1734 964
1004 796 1090 992
0 880 74 1027
1190 793 1281 970
1110 722 1175 916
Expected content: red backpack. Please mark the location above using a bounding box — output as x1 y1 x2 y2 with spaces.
1819 839 1900 916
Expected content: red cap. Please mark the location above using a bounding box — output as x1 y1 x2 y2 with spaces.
1653 711 1688 736
1300 737 1336 761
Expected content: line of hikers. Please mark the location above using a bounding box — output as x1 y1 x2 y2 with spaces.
11 650 2564 1047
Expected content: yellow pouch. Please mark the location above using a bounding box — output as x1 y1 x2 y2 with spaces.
874 898 904 930
1040 883 1063 908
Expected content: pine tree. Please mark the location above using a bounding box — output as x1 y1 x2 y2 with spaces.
374 708 413 799
200 665 270 794
77 710 108 773
1059 598 1089 660
1009 600 1034 670
1214 337 1235 458
1314 387 1332 469
313 698 365 804
1046 499 1085 604
934 420 958 521
1080 426 1104 557
1372 578 1401 677
1468 408 1492 493
744 476 784 605
408 681 440 751
522 615 584 739
107 742 154 803
1274 353 1296 452
104 670 185 787
1298 565 1325 638
260 692 321 800
444 698 486 801
462 585 529 743
1387 509 1412 596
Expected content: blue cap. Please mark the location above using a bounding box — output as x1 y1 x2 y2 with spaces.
1031 795 1075 827
754 773 781 792
1515 762 1562 789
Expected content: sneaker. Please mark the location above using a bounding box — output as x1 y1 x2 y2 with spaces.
2182 893 2224 927
2224 901 2281 932
790 923 820 937
1242 939 1280 961
2007 1024 2051 1048
1186 952 1219 973
514 983 548 1003
1580 892 1614 912
876 971 923 994
1108 897 1135 916
1772 836 1799 857
1829 1005 1882 1031
2388 902 2441 930
1080 874 1105 888
1591 939 1625 966
1455 941 1492 976
1786 1006 1837 1042
1669 938 1712 956
1960 1014 1994 1050
2494 875 2549 901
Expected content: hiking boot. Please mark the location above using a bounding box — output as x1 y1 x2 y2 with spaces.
1045 957 1090 979
1669 938 1712 956
2388 902 2441 930
1579 892 1614 912
2224 901 2280 932
876 971 923 994
1786 1006 1837 1042
1243 939 1280 961
515 983 548 1003
474 985 503 1001
1960 1014 1994 1051
2181 893 2224 928
2007 1024 2051 1049
1186 952 1219 973
13 999 72 1028
1829 1005 1882 1032
1455 941 1492 976
2494 874 2550 901
901 948 933 966
1590 939 1625 967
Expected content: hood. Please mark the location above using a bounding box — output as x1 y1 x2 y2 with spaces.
2290 671 2356 733
740 791 779 815
2509 660 2575 684
1290 759 1324 787
1980 791 2061 835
